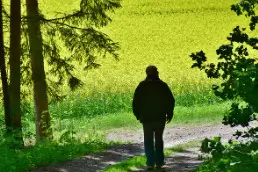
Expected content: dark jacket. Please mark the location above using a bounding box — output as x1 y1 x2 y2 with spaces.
132 76 175 123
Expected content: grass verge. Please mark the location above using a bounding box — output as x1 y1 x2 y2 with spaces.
0 140 118 172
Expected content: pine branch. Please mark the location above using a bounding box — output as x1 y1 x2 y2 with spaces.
42 10 88 22
43 19 91 31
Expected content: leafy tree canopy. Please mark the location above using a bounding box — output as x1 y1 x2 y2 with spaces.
190 1 258 170
2 0 121 102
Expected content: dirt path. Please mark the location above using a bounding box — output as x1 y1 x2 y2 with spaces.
30 122 257 172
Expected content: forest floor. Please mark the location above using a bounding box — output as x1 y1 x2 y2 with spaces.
30 122 258 172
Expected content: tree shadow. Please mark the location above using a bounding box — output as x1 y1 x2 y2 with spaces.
29 142 145 172
165 149 202 172
29 142 202 172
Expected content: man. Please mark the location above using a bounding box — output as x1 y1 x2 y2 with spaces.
132 65 175 170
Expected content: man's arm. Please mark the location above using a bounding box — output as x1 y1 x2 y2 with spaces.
132 84 142 120
165 84 175 123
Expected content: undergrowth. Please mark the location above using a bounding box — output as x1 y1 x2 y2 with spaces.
0 139 117 172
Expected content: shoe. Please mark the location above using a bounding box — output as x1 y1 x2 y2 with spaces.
156 163 165 169
147 165 154 171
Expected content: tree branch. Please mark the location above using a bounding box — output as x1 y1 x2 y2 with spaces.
42 10 88 22
43 18 91 31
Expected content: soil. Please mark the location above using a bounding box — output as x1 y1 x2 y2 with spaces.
30 121 258 172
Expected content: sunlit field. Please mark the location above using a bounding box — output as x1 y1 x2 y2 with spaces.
38 0 249 119
40 0 247 95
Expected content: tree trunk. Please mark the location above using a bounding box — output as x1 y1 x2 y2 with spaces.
0 0 11 133
26 0 52 141
9 0 23 147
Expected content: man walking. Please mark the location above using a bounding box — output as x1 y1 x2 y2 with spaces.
132 65 175 170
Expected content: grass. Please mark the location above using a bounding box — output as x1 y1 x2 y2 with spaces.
103 140 201 172
0 139 117 172
21 97 231 143
48 101 230 137
64 101 230 140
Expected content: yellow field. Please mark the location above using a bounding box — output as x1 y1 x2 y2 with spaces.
40 0 248 96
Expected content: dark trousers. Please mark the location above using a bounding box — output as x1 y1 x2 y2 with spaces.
142 121 165 166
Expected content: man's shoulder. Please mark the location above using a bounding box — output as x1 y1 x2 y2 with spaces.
140 79 168 87
156 79 168 87
159 79 167 84
138 80 146 85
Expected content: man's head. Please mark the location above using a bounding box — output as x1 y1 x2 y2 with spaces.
146 65 159 78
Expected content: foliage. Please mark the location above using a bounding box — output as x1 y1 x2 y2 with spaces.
190 0 258 171
199 138 258 172
1 0 122 102
190 43 257 126
223 102 255 127
0 139 115 172
190 0 258 126
201 137 225 160
39 0 121 101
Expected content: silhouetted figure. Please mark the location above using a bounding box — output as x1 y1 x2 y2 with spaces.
133 65 175 170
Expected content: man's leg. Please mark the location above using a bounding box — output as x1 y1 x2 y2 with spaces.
143 123 155 167
154 122 165 166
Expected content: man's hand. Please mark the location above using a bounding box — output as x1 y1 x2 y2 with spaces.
166 114 173 124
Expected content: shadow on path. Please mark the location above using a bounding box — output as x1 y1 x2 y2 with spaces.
30 145 202 172
30 143 145 172
165 148 202 172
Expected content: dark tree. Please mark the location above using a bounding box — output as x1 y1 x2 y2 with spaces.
0 0 121 141
9 0 23 147
23 0 121 141
0 0 10 133
26 0 52 140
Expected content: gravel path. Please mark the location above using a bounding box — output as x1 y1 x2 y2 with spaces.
30 122 257 172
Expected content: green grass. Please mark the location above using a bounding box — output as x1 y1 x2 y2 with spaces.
20 98 231 143
0 140 117 172
172 101 231 126
1 88 229 144
103 140 201 172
